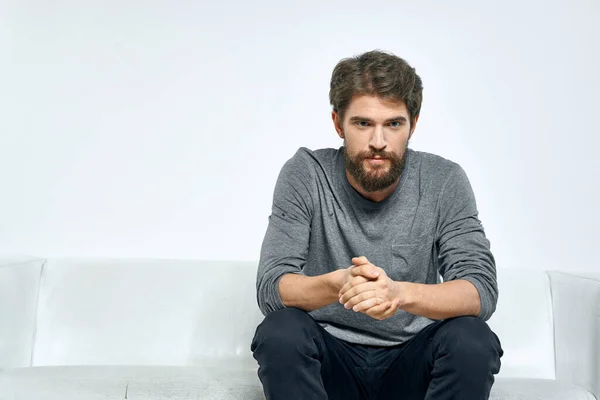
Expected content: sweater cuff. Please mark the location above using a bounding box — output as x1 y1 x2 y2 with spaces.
461 275 495 321
260 268 304 315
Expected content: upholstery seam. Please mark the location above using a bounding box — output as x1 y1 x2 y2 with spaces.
29 258 47 367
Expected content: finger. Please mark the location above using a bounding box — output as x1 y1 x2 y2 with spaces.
339 281 378 304
339 275 369 297
350 264 379 279
351 275 370 288
352 256 369 266
347 291 383 311
380 300 400 319
364 301 392 317
351 292 384 312
366 298 400 320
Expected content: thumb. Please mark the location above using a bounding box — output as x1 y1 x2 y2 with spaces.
350 261 379 279
352 256 369 266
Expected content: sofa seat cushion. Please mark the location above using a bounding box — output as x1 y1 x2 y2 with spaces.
491 378 596 400
0 366 595 400
0 365 264 400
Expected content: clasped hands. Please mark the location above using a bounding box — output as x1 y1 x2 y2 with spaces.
338 256 401 321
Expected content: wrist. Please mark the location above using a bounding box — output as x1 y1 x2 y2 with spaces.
328 269 346 293
394 281 414 308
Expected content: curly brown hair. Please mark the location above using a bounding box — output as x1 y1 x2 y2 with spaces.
329 50 423 128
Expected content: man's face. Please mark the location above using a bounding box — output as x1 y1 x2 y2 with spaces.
333 95 416 193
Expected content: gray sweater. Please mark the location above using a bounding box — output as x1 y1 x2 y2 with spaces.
256 146 497 346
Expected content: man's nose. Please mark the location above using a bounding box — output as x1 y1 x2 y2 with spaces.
369 126 386 151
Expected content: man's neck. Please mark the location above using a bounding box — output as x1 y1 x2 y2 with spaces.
345 170 400 203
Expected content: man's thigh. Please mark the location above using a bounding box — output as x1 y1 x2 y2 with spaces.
374 317 502 400
252 308 371 400
319 324 373 400
374 321 443 399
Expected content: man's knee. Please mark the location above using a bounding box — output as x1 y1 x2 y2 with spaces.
434 316 503 367
251 308 321 355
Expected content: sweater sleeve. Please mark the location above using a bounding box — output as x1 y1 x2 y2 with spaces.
256 150 314 315
436 165 498 321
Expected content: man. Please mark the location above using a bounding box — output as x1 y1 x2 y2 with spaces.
251 49 503 400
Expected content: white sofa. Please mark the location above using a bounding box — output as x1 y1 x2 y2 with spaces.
0 255 598 400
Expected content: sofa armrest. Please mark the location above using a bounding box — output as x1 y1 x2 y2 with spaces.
0 256 45 370
548 271 600 398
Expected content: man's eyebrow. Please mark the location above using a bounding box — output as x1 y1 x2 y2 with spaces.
348 116 408 123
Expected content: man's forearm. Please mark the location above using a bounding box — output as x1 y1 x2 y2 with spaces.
279 271 344 312
396 279 481 320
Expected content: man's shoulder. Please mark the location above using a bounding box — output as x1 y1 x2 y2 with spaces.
293 146 338 162
283 146 339 174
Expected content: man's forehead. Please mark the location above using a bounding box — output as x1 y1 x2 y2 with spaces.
346 95 408 112
345 96 409 121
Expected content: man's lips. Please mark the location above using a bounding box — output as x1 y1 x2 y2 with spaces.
365 157 389 164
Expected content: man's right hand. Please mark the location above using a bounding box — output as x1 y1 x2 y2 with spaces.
331 261 378 293
279 259 393 314
336 257 400 321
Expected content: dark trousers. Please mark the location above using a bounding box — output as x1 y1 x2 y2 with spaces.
251 308 503 400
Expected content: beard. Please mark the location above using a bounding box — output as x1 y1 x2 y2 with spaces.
343 141 408 193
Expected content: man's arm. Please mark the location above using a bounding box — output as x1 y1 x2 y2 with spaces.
256 153 313 315
279 271 344 312
340 163 497 321
339 258 481 320
256 151 375 314
393 164 496 321
435 164 497 321
394 279 481 320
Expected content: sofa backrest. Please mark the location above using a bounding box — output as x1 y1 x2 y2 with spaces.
31 258 264 367
487 268 555 379
0 256 44 369
28 258 556 379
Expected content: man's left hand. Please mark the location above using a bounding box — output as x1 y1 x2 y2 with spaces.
339 256 400 318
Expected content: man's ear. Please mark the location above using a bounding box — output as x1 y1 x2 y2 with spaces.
332 111 344 139
408 114 419 141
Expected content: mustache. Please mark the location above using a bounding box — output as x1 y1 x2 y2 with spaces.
356 150 398 160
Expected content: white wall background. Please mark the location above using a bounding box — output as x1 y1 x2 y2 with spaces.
1 0 598 271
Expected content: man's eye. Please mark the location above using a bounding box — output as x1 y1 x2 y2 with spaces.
355 121 370 127
389 121 402 128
